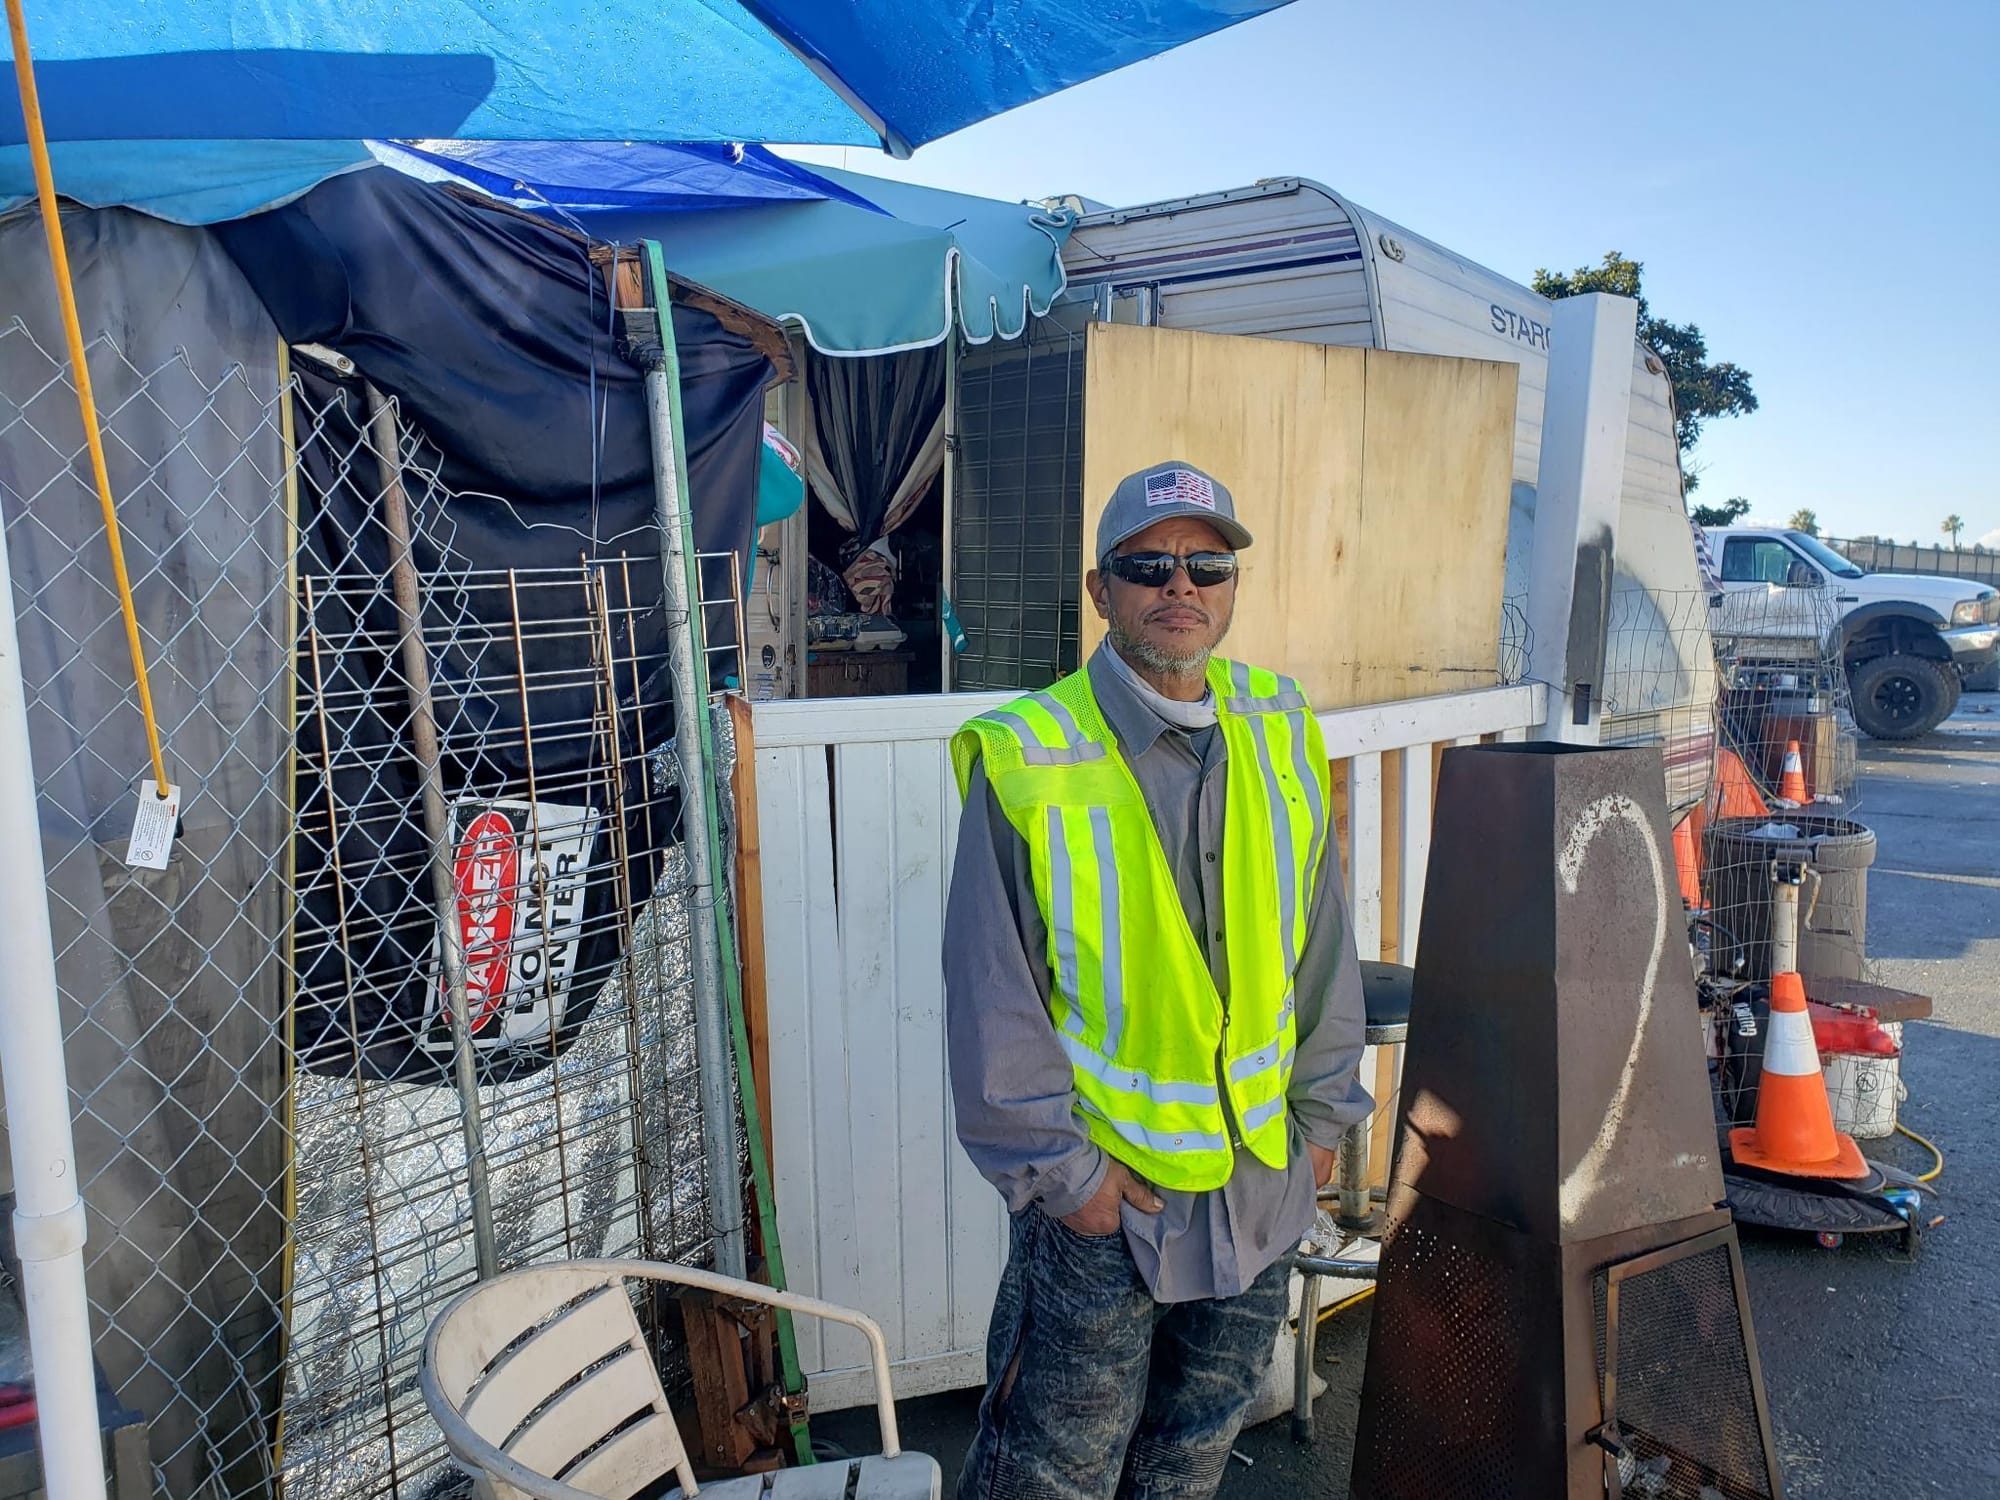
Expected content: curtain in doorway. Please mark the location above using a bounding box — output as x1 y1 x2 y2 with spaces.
803 345 945 548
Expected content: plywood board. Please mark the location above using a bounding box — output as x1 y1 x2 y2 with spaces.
1079 323 1516 709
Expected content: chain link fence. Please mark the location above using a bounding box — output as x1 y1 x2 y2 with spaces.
0 315 724 1497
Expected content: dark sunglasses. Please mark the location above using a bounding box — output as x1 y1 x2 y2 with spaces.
1102 549 1238 589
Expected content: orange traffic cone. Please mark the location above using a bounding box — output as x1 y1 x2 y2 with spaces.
1673 804 1705 908
1729 974 1867 1179
1710 748 1771 821
1775 741 1809 805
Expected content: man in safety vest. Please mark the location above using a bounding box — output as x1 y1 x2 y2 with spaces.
944 460 1371 1500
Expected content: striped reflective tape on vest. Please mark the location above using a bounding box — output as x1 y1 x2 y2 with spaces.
1056 1031 1220 1108
1222 662 1311 715
1223 665 1324 828
1238 1094 1288 1134
1088 804 1125 1054
987 700 1106 767
1283 697 1327 872
1080 1099 1230 1155
1044 806 1088 1042
1227 1039 1297 1084
1231 660 1306 973
1043 801 1125 1050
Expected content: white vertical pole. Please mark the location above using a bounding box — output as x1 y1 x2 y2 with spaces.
0 523 110 1498
1526 292 1638 745
1396 745 1431 965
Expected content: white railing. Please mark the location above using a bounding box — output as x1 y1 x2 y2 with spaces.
747 680 1547 1409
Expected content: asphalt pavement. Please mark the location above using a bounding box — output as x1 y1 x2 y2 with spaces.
823 693 2000 1495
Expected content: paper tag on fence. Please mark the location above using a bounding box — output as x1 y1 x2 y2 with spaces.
124 780 180 870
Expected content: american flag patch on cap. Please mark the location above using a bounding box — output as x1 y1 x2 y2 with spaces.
1144 468 1216 510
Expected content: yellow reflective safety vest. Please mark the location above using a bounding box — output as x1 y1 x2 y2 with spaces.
950 656 1330 1193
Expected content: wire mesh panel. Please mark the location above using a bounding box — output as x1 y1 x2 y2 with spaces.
950 309 1088 691
1697 579 1867 1000
1594 1234 1779 1500
1 316 719 1498
1601 584 1722 821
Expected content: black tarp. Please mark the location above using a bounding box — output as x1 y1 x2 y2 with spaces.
215 167 765 566
216 168 773 1083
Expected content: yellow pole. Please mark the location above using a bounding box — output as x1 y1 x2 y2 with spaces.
5 0 171 794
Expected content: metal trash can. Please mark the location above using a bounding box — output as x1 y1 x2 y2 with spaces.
1706 815 1877 981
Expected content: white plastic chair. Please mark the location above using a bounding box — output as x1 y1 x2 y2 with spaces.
420 1257 940 1499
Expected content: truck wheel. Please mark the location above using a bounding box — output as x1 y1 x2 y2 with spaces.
1849 654 1951 740
1936 660 1963 718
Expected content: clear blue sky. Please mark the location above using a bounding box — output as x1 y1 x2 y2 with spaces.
790 0 1999 547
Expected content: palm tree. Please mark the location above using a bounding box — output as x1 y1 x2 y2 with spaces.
1788 508 1819 537
1943 513 1965 548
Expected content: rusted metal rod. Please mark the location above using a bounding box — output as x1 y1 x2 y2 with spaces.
365 381 498 1278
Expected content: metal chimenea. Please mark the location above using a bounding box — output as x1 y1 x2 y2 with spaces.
1351 744 1784 1500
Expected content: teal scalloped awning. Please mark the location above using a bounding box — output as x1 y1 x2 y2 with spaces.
576 167 1074 354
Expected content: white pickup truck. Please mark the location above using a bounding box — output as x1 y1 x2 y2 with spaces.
1704 526 2000 739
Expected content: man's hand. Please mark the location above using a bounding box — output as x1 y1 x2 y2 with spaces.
1309 1142 1337 1191
1060 1160 1164 1236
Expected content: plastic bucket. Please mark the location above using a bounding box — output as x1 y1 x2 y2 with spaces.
1705 815 1877 982
1826 1022 1901 1139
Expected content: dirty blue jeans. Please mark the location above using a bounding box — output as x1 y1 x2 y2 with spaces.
955 1208 1290 1500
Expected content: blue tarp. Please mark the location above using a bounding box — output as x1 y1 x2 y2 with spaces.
372 140 886 215
2 0 1292 217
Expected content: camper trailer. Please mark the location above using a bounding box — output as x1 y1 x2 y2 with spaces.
1052 177 1716 812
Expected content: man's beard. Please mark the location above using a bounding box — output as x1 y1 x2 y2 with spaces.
1108 608 1229 680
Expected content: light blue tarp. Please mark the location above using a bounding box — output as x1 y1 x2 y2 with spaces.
2 0 1292 217
0 140 379 224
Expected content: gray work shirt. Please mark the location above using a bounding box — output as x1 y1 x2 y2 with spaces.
944 644 1373 1303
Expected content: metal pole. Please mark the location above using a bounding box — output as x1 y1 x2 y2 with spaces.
635 272 747 1280
0 520 110 1498
1291 1269 1321 1444
1770 864 1802 979
940 333 957 691
364 383 499 1278
1336 1116 1372 1231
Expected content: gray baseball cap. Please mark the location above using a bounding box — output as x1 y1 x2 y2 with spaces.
1095 460 1254 562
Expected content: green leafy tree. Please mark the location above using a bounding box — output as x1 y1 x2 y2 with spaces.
1689 496 1751 527
1788 508 1820 537
1533 253 1757 495
1942 513 1965 547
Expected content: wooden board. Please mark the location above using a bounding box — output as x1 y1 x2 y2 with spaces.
725 693 776 1173
1079 323 1516 710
